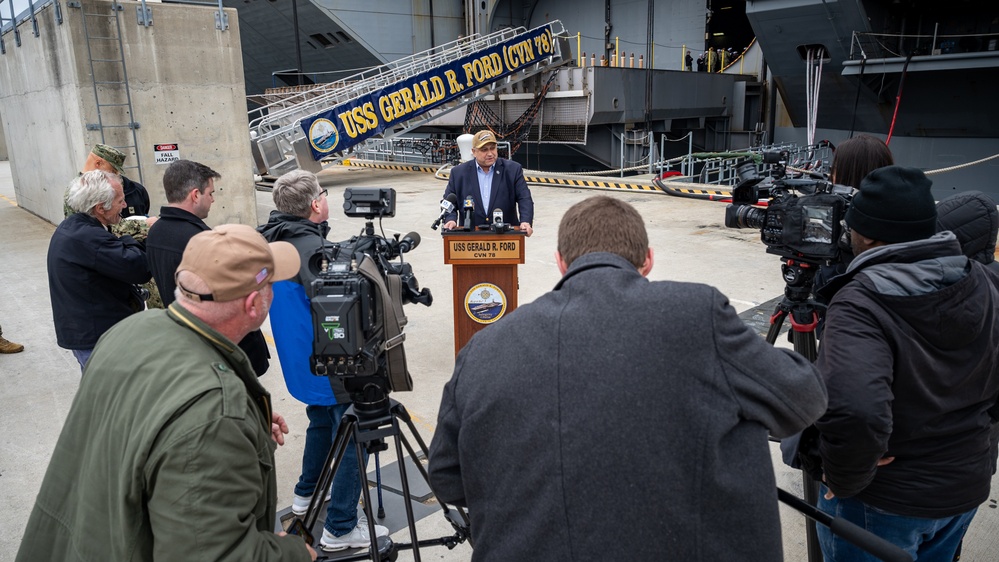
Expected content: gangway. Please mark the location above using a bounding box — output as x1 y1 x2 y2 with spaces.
250 21 572 176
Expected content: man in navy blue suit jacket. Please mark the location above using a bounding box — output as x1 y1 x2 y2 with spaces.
442 130 535 236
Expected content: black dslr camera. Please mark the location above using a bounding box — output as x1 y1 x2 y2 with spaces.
724 151 852 265
307 187 432 394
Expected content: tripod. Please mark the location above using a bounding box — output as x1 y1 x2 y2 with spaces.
765 258 824 562
289 384 471 561
765 258 911 562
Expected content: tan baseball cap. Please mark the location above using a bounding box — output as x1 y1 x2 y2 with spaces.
472 130 498 149
176 224 300 302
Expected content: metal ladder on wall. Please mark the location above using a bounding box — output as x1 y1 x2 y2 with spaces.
72 0 142 183
249 21 569 176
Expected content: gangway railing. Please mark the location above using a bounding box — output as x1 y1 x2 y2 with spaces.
696 142 833 186
250 20 570 176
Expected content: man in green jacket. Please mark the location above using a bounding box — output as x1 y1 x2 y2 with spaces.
16 224 316 562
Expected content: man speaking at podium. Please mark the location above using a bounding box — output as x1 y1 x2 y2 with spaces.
442 130 534 236
428 196 826 560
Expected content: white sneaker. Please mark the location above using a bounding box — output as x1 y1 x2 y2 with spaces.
290 489 332 516
319 519 389 552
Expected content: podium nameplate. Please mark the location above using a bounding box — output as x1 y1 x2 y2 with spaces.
447 238 520 260
443 231 525 266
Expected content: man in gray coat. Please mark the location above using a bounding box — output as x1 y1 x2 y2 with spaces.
428 195 827 561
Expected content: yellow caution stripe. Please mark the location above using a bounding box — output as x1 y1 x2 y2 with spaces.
524 176 659 191
340 159 439 174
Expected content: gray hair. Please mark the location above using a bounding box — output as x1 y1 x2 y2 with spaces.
66 170 120 215
272 169 322 218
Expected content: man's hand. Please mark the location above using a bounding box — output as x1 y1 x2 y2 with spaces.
822 456 894 500
876 456 895 467
520 222 533 237
271 412 289 446
443 220 457 231
277 531 317 561
145 216 159 227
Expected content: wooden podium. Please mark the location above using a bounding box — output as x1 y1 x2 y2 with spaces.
443 229 526 355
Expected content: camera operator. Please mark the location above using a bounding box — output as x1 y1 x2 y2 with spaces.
258 170 389 552
812 134 894 302
428 195 826 560
18 225 314 562
813 166 999 561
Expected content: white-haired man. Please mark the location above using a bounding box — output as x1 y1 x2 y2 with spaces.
47 170 150 372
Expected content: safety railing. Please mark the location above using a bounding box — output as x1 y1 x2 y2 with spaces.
1 0 56 54
851 30 999 61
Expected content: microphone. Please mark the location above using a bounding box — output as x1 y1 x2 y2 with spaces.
396 231 420 253
463 195 475 230
431 193 459 230
491 208 509 233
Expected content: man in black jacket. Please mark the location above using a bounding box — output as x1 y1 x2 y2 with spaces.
48 170 150 372
814 167 999 561
145 159 270 376
428 196 826 561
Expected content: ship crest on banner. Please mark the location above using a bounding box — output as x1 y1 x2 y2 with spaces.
302 24 556 159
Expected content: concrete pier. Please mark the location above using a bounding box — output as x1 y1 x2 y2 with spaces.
1 162 997 560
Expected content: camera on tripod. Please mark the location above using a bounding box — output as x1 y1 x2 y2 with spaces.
724 151 853 265
307 187 432 393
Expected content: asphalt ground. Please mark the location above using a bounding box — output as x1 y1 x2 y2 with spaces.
1 160 997 560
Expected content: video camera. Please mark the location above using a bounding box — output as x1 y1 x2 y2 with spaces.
724 151 852 265
307 187 432 395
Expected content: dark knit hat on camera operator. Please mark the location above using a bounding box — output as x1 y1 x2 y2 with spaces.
845 166 937 244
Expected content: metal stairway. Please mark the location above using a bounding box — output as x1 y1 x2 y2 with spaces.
249 21 571 176
74 0 143 183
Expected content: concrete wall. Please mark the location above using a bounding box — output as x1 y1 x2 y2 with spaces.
0 0 256 226
0 109 7 161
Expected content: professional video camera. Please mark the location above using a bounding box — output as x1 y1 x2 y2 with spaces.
307 187 432 394
724 151 852 265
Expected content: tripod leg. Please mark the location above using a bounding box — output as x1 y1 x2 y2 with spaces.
766 308 789 346
791 327 822 562
374 452 385 519
354 434 384 562
388 415 424 562
393 403 474 539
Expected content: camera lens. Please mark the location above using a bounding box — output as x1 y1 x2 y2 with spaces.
724 204 767 230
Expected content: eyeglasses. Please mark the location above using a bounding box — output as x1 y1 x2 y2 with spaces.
316 188 328 200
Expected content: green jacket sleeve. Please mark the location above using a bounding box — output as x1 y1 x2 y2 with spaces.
145 391 311 562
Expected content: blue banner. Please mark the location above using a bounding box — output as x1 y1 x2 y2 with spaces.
300 24 556 160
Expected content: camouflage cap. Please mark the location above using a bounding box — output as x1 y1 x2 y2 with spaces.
91 144 126 174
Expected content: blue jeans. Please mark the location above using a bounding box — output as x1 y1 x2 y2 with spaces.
817 485 977 561
295 403 369 536
72 349 93 374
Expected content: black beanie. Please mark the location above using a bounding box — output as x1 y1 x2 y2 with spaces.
845 166 937 243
